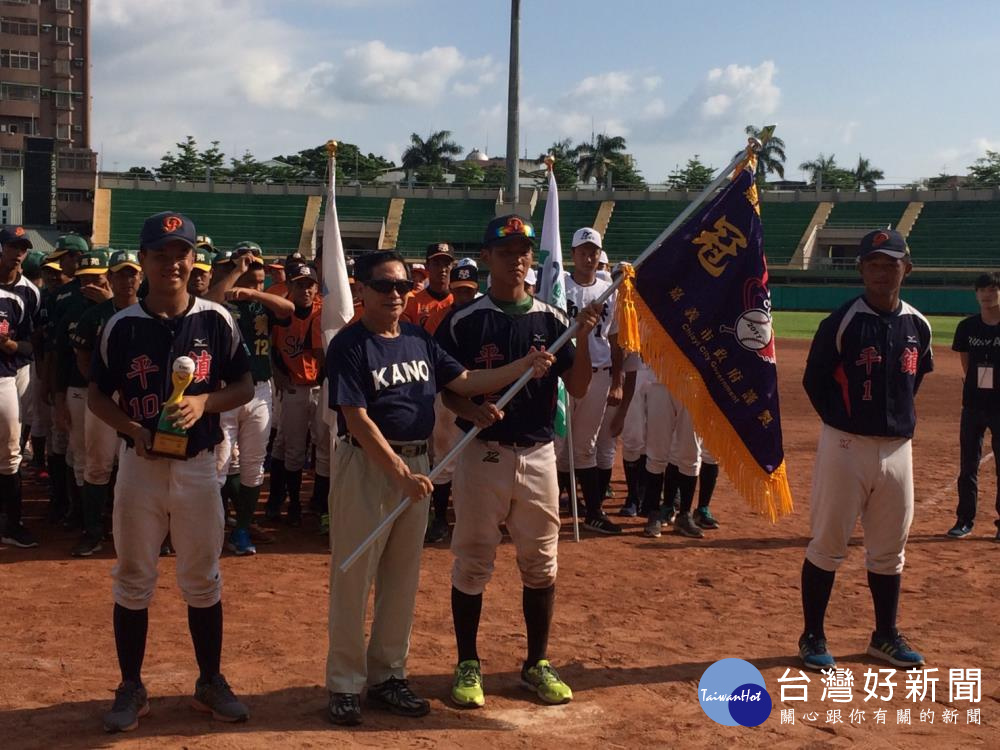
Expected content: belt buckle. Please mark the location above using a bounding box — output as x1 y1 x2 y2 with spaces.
399 444 420 458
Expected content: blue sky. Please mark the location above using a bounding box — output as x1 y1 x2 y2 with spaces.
91 0 1000 185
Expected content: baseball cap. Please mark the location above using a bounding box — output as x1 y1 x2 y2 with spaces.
233 241 264 265
49 233 88 259
75 249 110 275
858 229 909 260
456 257 478 269
109 249 142 272
525 268 537 286
213 249 234 267
450 264 479 290
42 259 63 272
22 250 45 276
195 234 215 252
0 225 32 249
425 242 454 262
598 250 609 265
139 211 197 251
411 263 427 278
483 214 535 247
571 227 602 249
193 248 214 272
287 262 318 284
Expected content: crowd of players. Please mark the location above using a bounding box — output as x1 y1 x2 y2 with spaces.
0 224 723 557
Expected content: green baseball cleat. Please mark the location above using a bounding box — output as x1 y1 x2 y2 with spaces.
451 659 485 708
521 659 573 704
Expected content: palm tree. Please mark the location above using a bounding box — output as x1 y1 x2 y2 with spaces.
734 125 786 186
852 155 885 191
400 130 463 183
798 153 840 189
575 134 628 189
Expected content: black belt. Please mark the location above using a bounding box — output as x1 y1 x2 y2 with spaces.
592 366 611 372
344 435 427 457
478 437 540 449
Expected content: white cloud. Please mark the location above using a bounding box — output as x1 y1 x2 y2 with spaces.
641 75 662 92
571 71 633 98
841 120 859 145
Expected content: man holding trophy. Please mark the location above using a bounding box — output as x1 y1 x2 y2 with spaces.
87 211 254 733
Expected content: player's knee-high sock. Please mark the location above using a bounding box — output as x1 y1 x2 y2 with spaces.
235 484 261 532
311 474 330 515
285 469 303 515
697 463 720 509
0 473 22 532
20 424 30 453
641 468 664 519
65 477 83 529
663 464 682 512
623 456 645 508
867 571 901 638
81 482 106 537
113 603 148 684
676 473 698 514
523 584 555 666
266 459 286 514
30 436 46 469
221 474 240 518
451 587 482 663
801 560 836 639
557 471 570 498
47 453 68 521
575 467 601 518
432 482 451 523
188 602 223 682
597 467 613 500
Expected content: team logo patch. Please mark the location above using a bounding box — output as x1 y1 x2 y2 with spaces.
719 276 775 363
872 231 890 247
14 226 25 237
855 346 882 374
188 350 212 383
900 347 919 375
475 343 504 368
457 268 472 280
126 355 160 389
0 318 9 336
162 215 184 233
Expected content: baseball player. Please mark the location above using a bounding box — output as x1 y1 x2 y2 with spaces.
31 259 71 484
402 243 454 327
799 228 932 671
67 250 143 557
0 282 35 548
211 243 294 555
0 228 41 408
88 211 253 732
436 214 600 708
266 261 327 525
423 259 481 544
187 245 215 299
948 272 1000 540
324 250 553 725
556 227 624 535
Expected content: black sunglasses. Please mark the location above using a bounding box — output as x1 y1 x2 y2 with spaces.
366 278 416 295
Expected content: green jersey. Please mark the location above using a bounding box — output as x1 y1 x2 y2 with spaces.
228 299 285 383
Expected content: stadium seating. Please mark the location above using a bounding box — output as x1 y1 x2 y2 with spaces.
108 189 307 253
393 198 496 256
823 201 908 230
323 195 389 223
906 201 1000 267
759 202 817 266
534 200 599 252
600 200 690 260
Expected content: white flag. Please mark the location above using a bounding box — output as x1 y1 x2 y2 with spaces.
537 167 568 437
320 153 355 348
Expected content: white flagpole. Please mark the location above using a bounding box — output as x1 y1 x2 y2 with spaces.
338 137 765 572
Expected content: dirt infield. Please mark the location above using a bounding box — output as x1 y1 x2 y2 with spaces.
1 339 996 749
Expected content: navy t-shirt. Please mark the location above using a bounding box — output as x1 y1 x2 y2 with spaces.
952 314 1000 411
327 321 465 442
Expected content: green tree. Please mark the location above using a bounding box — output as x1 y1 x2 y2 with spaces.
968 150 1000 187
575 134 628 189
200 140 226 177
415 163 448 186
927 173 958 189
273 142 394 183
401 130 463 183
125 166 154 178
734 124 787 187
609 154 646 189
536 139 579 188
482 164 507 188
452 162 485 186
667 156 715 190
157 136 204 180
798 153 855 189
852 155 885 191
229 150 266 181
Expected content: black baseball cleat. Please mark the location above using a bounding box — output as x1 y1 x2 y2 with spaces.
366 677 430 717
2 524 39 548
71 532 103 557
946 523 973 538
191 674 249 722
584 513 623 535
328 691 362 725
103 681 150 733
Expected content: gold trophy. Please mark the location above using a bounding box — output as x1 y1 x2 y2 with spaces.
151 356 195 458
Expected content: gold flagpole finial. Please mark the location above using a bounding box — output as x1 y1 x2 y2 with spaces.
543 154 555 172
326 140 338 158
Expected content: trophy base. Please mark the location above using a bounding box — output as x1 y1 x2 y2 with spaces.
151 431 189 459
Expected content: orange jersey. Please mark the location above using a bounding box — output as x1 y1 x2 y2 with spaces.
272 306 324 385
422 299 455 335
266 281 288 298
402 288 452 329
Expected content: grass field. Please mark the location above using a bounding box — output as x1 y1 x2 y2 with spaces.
774 310 961 346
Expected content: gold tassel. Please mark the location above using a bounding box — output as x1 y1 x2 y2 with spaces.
615 263 642 355
633 293 794 521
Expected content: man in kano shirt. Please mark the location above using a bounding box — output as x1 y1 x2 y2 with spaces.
267 262 329 525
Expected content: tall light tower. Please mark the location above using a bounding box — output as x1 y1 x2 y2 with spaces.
505 0 520 207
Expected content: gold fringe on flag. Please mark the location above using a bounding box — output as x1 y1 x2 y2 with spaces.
617 286 794 521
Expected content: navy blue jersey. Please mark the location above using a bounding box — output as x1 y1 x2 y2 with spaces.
435 295 575 445
92 296 251 456
803 295 933 438
327 321 465 442
0 288 29 378
0 275 38 368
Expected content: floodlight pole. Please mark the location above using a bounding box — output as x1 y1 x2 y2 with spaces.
505 0 520 204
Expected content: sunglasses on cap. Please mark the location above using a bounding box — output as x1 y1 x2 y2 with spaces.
365 278 417 295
